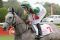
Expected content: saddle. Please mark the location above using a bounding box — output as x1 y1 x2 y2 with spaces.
31 23 53 38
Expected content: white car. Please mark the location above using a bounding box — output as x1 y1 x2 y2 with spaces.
42 15 60 24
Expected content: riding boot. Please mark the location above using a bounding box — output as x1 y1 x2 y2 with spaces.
36 23 42 36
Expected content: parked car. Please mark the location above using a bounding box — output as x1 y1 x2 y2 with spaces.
42 15 60 24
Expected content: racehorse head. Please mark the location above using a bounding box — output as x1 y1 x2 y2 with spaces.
4 7 25 30
3 8 16 30
5 8 16 24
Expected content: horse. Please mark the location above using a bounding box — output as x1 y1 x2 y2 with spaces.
3 8 60 40
3 8 36 40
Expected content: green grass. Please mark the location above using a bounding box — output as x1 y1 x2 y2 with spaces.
56 24 60 26
0 35 14 40
55 24 60 28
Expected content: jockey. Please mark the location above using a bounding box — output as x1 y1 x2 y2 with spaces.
21 1 46 38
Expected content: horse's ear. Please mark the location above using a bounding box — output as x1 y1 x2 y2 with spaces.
12 8 15 15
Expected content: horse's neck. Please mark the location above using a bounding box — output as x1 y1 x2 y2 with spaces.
15 15 25 24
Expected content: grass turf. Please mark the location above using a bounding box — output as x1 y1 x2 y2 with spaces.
55 24 60 28
0 35 14 40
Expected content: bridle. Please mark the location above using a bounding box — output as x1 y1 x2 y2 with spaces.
6 11 25 28
5 11 16 27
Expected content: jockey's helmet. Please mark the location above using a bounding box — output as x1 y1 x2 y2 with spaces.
31 7 40 14
21 1 31 11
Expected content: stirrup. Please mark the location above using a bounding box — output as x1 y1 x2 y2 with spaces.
35 35 40 39
35 35 44 39
39 35 44 38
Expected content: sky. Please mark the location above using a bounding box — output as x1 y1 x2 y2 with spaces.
3 0 60 5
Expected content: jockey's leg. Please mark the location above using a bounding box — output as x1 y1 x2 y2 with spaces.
32 24 38 36
36 23 42 36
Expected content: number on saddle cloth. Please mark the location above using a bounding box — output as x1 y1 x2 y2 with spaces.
40 24 53 36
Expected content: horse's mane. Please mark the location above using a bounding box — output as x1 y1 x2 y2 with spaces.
14 13 25 24
15 7 24 18
11 7 25 24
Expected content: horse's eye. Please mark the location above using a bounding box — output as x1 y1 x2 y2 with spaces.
9 17 12 19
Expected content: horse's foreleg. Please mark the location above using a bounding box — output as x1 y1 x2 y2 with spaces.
14 34 22 40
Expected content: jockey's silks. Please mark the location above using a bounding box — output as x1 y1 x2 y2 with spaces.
32 14 39 20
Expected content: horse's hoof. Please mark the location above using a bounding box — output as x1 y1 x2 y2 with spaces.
35 35 40 39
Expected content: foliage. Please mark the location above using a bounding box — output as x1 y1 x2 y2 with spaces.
0 7 7 22
54 4 60 15
44 2 60 16
3 0 20 13
44 2 51 17
0 0 3 8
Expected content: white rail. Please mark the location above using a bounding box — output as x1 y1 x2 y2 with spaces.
0 23 4 25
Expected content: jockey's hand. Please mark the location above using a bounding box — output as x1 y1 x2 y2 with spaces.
25 20 31 25
25 20 29 24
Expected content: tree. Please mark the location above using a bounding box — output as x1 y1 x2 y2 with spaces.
4 0 23 14
44 2 51 16
44 2 60 16
53 4 60 15
0 0 3 8
0 7 7 22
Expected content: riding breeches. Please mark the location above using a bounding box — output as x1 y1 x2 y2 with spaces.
32 23 42 36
